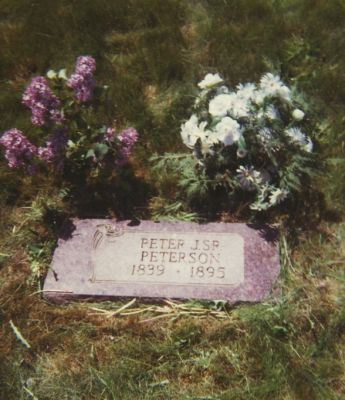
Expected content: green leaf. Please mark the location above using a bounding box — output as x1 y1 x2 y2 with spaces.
237 135 247 149
9 320 31 349
93 143 109 159
98 125 107 134
58 188 70 198
86 149 95 159
28 243 44 258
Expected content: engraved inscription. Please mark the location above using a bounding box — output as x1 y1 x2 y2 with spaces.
91 231 244 286
93 224 124 249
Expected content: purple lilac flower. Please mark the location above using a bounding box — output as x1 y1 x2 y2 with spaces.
117 128 138 166
67 56 96 102
0 129 37 173
75 56 96 76
104 126 116 142
37 129 68 164
22 77 64 126
119 127 139 147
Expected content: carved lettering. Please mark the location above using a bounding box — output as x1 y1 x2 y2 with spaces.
92 231 244 286
141 250 149 261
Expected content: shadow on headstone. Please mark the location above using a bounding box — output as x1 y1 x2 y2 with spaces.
59 219 77 241
247 224 279 245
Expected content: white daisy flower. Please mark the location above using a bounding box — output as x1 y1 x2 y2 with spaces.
278 85 292 101
258 128 273 143
181 114 197 147
180 115 208 149
260 73 291 101
208 93 234 117
253 89 266 105
198 73 223 89
292 109 305 121
260 73 282 92
230 95 250 118
236 83 257 101
266 105 279 120
285 127 312 151
236 165 262 191
304 137 313 152
269 188 289 205
215 116 242 146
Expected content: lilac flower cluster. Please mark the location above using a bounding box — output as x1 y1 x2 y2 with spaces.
37 129 68 164
22 77 64 126
117 128 139 165
67 56 96 102
0 129 37 174
1 56 140 179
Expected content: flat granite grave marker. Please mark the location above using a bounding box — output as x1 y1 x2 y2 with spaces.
43 220 280 303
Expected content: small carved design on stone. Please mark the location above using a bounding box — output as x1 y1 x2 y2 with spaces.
93 224 124 250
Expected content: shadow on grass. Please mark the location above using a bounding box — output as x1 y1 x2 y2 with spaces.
57 166 153 221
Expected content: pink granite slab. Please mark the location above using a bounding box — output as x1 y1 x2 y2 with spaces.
43 220 280 303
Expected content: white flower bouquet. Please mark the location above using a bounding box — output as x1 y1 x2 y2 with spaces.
177 72 316 212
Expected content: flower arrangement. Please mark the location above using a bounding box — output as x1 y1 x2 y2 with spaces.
0 56 138 183
153 72 318 216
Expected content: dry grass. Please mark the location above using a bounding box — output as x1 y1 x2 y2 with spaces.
0 204 344 398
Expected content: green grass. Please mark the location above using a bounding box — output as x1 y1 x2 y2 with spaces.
0 0 345 399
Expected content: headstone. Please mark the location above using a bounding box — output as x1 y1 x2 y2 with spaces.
43 219 280 303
